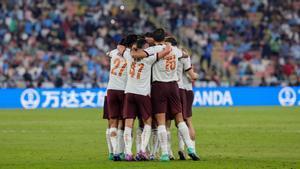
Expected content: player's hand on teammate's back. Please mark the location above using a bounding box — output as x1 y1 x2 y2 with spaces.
162 44 172 59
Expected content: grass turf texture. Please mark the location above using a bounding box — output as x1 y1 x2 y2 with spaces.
0 107 299 169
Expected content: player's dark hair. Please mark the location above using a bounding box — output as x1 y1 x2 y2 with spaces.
136 38 147 49
137 34 145 39
125 34 138 48
152 28 165 42
165 37 178 46
144 32 153 38
118 38 127 46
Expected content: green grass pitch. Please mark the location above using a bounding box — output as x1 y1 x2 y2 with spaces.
0 107 299 169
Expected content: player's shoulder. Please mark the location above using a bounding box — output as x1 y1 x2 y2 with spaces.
171 46 180 51
107 49 119 57
171 46 182 55
123 48 131 55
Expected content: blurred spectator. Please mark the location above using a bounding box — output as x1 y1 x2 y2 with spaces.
0 0 299 88
283 58 296 77
200 38 213 69
144 0 300 87
0 0 155 88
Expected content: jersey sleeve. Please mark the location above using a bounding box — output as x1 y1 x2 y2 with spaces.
182 57 192 71
144 54 157 65
144 45 164 55
107 49 118 58
173 47 183 59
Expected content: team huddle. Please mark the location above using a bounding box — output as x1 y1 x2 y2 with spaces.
103 28 200 161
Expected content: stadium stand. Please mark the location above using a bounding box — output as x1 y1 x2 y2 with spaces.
144 0 300 87
0 0 299 88
0 0 155 88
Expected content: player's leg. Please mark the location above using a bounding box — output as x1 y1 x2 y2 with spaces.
174 109 200 160
166 104 175 160
122 93 137 161
149 118 159 160
141 117 152 150
178 89 187 160
186 117 196 151
185 90 197 153
169 83 200 160
141 116 152 151
117 92 126 160
155 113 169 161
117 119 125 160
137 95 152 160
166 119 175 160
136 119 143 154
136 117 151 160
123 119 135 161
152 82 169 161
107 90 124 161
108 119 118 160
103 96 113 160
169 87 192 150
177 129 186 160
105 122 113 160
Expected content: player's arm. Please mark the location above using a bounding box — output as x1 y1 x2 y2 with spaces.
186 67 199 82
144 44 172 64
131 45 171 59
157 44 171 59
130 49 148 59
181 47 190 58
183 57 198 81
130 43 150 59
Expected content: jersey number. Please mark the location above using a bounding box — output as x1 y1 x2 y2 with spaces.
111 58 127 76
165 55 176 71
129 62 144 79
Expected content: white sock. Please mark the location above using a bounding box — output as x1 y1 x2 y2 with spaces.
136 127 143 153
177 130 185 152
154 130 160 155
192 140 196 152
123 127 133 155
106 128 113 154
146 139 151 154
157 125 168 155
117 129 124 154
167 130 174 157
150 129 159 156
177 122 193 149
109 127 118 155
141 125 151 152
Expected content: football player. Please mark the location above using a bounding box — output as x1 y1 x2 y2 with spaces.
131 29 200 161
122 38 171 161
106 35 137 161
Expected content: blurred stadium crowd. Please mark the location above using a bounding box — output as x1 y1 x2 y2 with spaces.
0 0 299 88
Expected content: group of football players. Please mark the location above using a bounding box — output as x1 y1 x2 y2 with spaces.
102 28 200 161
